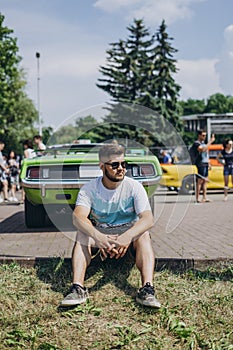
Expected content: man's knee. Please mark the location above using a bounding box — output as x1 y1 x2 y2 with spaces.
133 231 152 249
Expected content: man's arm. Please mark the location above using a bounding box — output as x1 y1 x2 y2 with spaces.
114 210 154 247
72 205 117 251
198 134 215 152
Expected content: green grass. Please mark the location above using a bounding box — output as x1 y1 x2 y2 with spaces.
0 259 232 350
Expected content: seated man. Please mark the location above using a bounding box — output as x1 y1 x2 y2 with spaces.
61 143 161 308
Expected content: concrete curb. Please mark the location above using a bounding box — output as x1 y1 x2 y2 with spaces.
0 256 232 272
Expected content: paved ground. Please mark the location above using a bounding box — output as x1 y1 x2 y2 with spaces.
0 189 233 269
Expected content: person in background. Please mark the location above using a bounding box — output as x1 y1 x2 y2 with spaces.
217 139 233 201
161 150 172 164
60 143 161 309
194 130 215 203
23 139 35 159
0 140 10 203
33 135 46 153
7 150 20 202
22 139 35 201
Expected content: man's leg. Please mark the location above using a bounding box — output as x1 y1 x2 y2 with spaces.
60 231 94 306
133 231 161 308
133 231 154 286
72 240 91 286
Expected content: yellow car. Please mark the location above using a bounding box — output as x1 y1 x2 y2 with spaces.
159 145 226 194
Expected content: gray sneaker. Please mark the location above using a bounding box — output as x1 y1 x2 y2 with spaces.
136 282 161 308
60 284 89 307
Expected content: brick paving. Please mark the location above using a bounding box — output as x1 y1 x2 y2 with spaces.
0 190 233 268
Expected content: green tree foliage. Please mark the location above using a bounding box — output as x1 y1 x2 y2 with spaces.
96 19 182 147
49 115 100 145
179 93 233 116
0 13 38 155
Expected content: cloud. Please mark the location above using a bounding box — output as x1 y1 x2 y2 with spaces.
94 0 206 25
215 24 233 95
176 58 222 100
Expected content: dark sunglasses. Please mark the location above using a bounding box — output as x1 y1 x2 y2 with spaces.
104 161 127 169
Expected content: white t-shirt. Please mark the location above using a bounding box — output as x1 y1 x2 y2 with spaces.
76 176 151 227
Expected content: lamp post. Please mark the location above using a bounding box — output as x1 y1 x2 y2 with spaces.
36 52 42 136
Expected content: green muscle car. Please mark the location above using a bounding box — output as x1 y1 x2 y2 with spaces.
20 143 162 228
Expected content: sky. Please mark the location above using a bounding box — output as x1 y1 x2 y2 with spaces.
1 0 233 130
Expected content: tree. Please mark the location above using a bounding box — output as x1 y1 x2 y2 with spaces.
96 19 182 147
179 98 206 115
0 13 38 154
149 20 183 132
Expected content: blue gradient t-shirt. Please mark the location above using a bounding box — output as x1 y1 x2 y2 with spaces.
76 176 151 226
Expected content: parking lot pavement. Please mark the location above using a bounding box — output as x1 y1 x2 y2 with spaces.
0 191 233 268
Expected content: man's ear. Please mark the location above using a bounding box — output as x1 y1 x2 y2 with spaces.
99 162 104 171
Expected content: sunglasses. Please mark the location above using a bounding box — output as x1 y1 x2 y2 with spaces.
104 161 127 169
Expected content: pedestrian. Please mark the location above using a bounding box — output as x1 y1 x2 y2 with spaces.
7 150 20 202
33 135 46 154
192 130 215 203
217 139 233 201
161 150 172 164
0 140 10 203
60 143 161 308
23 139 35 159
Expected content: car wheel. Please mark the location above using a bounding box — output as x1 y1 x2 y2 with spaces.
180 175 196 195
25 198 46 228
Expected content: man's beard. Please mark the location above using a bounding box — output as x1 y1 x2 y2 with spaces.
104 167 125 183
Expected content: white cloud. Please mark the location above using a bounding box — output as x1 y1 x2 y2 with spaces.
176 59 222 100
94 0 206 25
215 24 233 95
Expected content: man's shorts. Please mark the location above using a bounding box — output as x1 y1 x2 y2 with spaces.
197 164 209 179
224 165 233 176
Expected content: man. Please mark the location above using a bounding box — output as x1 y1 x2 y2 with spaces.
33 135 46 153
61 143 161 308
194 130 215 203
161 150 172 164
0 140 10 203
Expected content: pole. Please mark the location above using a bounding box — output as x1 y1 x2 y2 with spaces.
36 52 42 136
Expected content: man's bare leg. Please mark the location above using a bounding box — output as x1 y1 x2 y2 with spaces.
134 231 155 286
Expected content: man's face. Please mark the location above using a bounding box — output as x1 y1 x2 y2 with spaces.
199 132 207 141
100 153 127 183
0 143 5 151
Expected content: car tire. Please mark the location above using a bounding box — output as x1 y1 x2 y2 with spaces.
25 198 46 228
180 175 196 195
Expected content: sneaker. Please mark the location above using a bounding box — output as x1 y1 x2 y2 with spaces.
136 282 161 308
60 284 89 307
0 198 3 203
8 196 13 201
12 197 18 202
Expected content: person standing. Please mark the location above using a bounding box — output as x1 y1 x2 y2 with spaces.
33 135 46 154
60 143 161 308
0 140 10 203
7 150 20 202
217 139 233 201
161 150 172 164
23 139 35 159
193 130 215 203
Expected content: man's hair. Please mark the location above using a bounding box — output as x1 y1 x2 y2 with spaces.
33 135 42 140
197 129 206 135
99 144 125 161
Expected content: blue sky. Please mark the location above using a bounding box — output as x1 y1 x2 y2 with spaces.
1 0 233 129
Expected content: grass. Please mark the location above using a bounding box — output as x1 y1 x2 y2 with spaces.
0 258 232 350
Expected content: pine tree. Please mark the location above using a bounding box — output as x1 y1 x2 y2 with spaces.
152 20 183 132
96 19 182 147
